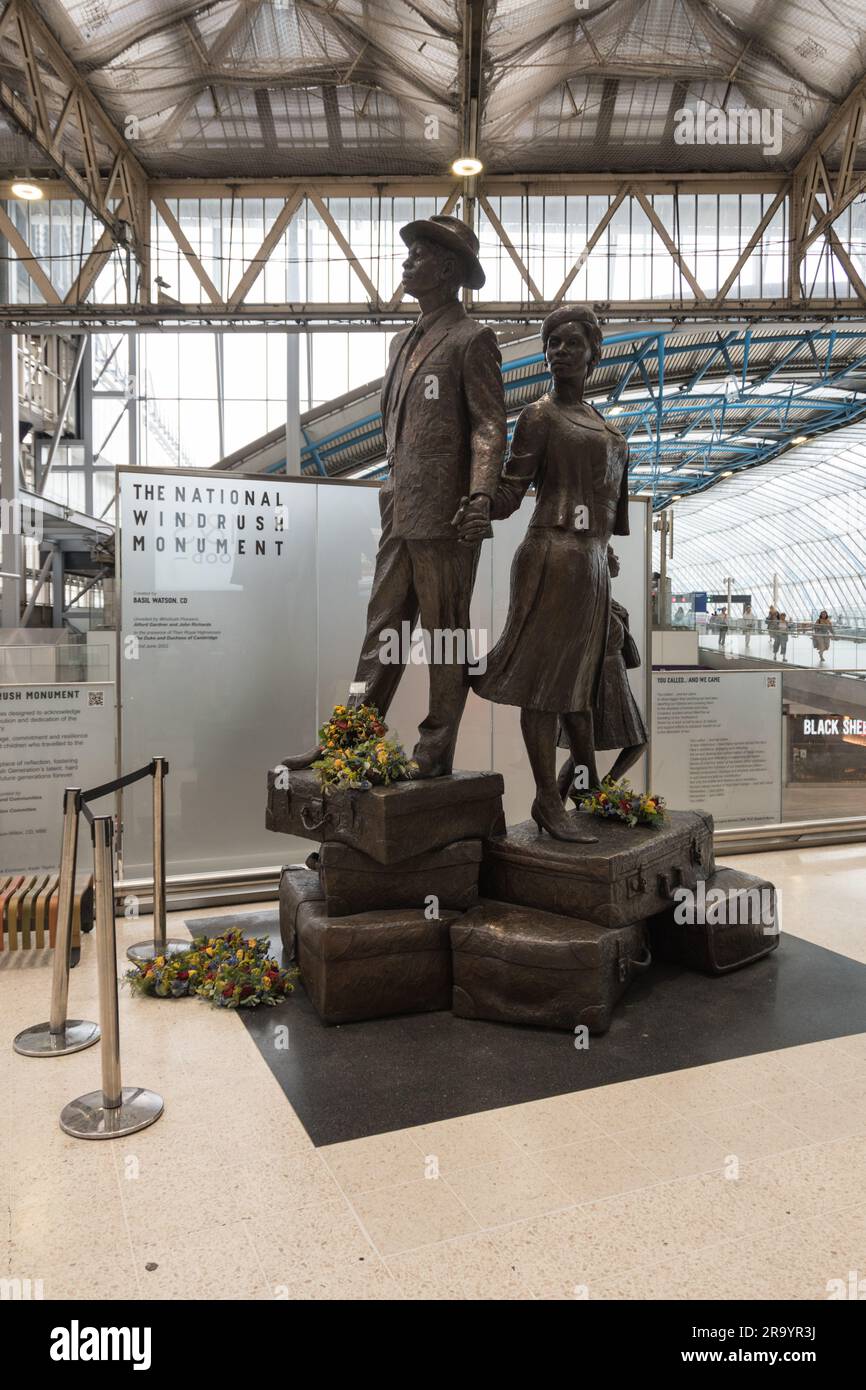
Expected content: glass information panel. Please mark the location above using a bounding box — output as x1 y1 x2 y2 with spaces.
651 670 783 828
118 470 317 875
0 681 116 874
118 469 650 875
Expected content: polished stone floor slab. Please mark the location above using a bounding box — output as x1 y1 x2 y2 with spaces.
188 911 866 1147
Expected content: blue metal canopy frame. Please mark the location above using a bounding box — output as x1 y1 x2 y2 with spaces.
282 323 866 509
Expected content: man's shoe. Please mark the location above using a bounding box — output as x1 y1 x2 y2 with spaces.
279 745 322 770
411 747 452 779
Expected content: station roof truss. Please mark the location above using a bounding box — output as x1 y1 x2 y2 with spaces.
1 2 866 325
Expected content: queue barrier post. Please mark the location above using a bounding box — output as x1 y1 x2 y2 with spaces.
60 814 163 1140
126 756 189 964
12 787 100 1057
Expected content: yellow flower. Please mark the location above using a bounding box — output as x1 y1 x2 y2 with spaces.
247 939 256 948
155 956 165 967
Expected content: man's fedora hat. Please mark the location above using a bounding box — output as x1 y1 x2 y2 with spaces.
400 214 486 289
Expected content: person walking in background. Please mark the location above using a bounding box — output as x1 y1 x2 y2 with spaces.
743 603 755 651
717 606 728 648
773 612 789 662
766 606 779 653
813 610 833 663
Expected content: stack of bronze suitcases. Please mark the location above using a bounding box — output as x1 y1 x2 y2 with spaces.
268 768 503 1024
268 768 779 1032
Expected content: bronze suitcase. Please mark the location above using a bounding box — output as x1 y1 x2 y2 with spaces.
278 865 325 960
451 900 651 1034
267 767 504 865
296 898 459 1025
480 809 714 929
649 865 779 974
313 838 482 916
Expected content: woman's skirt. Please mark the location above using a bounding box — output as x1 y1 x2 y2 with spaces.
472 528 608 712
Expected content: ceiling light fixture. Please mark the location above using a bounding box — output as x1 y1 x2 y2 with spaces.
451 155 483 177
607 405 624 415
10 179 42 200
790 435 809 446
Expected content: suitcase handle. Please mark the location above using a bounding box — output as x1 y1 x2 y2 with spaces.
690 835 706 866
301 799 330 832
618 944 653 982
300 790 360 834
631 944 652 972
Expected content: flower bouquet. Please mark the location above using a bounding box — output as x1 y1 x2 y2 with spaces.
125 928 297 1009
578 777 666 828
311 702 416 789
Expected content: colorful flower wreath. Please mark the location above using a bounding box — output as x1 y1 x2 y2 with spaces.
312 702 416 789
125 928 297 1009
579 777 666 828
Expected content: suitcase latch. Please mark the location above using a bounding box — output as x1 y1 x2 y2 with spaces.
627 871 647 898
658 866 684 899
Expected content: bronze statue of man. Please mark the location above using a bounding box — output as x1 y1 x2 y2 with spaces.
284 214 506 777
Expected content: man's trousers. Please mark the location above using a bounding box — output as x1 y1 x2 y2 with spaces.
351 490 481 772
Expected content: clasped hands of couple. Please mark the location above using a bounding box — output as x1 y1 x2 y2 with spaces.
452 493 493 544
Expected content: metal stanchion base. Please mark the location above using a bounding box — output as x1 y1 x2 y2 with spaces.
60 1086 164 1139
126 938 190 964
13 1019 100 1057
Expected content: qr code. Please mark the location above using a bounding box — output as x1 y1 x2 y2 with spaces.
767 677 776 688
88 690 104 707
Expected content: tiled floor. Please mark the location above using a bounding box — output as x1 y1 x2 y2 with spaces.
2 845 866 1300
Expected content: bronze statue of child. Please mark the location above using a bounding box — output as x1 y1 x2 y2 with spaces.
557 544 648 804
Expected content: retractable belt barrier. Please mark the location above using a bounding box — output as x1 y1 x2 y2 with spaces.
12 758 169 1139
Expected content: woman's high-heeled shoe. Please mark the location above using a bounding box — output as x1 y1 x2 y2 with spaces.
531 798 598 844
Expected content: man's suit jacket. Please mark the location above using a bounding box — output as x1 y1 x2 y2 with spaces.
379 301 506 541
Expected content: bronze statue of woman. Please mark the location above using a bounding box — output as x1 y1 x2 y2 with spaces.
460 305 630 842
